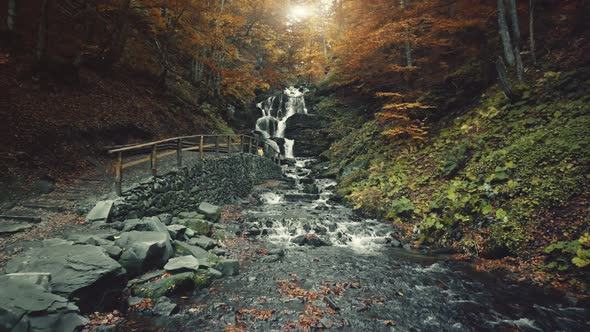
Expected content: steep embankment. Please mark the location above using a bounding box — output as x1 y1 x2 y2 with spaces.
0 54 233 197
321 68 590 292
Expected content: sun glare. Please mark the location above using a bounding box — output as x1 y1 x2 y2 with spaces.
289 5 312 21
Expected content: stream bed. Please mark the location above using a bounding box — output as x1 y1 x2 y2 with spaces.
125 159 589 332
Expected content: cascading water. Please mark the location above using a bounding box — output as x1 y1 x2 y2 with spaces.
254 86 308 158
124 157 590 332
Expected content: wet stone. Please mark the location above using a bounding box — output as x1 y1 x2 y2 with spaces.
164 255 200 272
188 235 217 250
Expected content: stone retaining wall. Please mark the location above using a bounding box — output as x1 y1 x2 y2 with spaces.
111 154 282 220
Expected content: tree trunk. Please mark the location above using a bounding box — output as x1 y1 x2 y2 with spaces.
7 0 16 32
36 0 50 62
105 0 132 67
507 0 523 80
400 0 413 67
496 56 518 101
507 0 520 42
497 0 515 66
84 1 96 43
529 0 536 65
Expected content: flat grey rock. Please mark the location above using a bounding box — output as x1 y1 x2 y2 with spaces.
188 236 217 250
197 202 221 222
4 244 125 312
175 241 217 267
164 255 200 272
0 221 34 234
67 233 113 246
0 278 88 332
86 200 114 222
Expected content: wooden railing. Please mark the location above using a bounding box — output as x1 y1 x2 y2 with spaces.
108 134 281 196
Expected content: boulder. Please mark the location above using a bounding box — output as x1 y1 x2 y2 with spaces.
86 200 114 223
216 259 239 276
198 202 221 222
4 244 126 312
207 268 223 279
122 219 151 232
167 224 187 239
0 278 88 332
115 231 174 276
284 114 331 157
174 241 218 267
175 218 211 236
152 297 179 316
164 256 201 272
131 271 210 298
185 227 195 238
211 247 227 256
291 234 332 247
303 183 319 195
144 216 173 241
188 236 217 250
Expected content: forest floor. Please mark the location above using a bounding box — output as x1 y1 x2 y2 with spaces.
0 51 231 203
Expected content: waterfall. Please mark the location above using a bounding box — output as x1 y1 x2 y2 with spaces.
284 139 294 159
255 86 308 159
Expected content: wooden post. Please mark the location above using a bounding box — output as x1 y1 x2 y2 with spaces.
199 135 204 160
248 137 253 154
176 138 183 167
239 135 244 153
215 136 219 157
227 135 231 154
115 152 123 196
150 144 158 176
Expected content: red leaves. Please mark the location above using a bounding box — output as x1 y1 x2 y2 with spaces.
276 280 320 301
82 310 123 332
237 308 274 321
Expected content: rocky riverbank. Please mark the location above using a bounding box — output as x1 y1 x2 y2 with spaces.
0 154 282 332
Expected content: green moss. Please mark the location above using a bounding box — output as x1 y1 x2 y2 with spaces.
132 272 197 298
177 219 211 236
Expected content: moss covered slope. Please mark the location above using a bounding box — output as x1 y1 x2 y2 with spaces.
325 68 590 291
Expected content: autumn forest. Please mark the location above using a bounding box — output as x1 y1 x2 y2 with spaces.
1 0 590 331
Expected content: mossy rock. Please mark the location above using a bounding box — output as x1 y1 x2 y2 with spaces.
131 271 211 298
176 219 211 236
